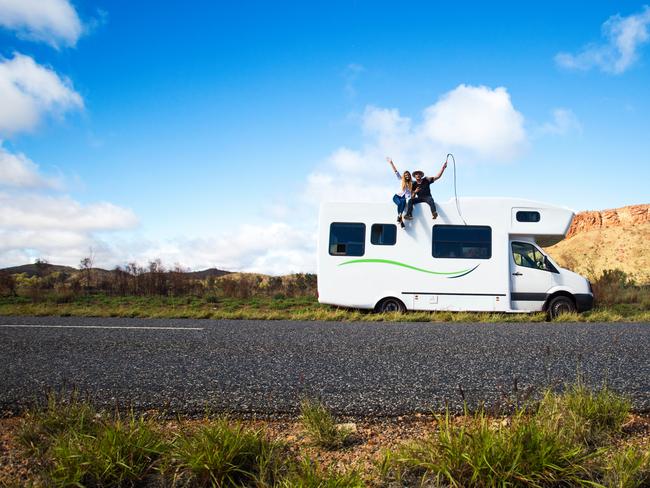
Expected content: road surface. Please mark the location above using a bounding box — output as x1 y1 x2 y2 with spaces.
1 316 648 416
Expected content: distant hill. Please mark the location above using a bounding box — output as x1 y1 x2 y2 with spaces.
186 268 231 279
545 204 650 284
0 263 231 279
0 263 77 277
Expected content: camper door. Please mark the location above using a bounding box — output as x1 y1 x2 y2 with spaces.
509 240 552 311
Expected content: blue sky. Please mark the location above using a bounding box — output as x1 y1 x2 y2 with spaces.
1 1 649 272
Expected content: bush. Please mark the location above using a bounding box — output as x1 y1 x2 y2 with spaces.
592 269 644 307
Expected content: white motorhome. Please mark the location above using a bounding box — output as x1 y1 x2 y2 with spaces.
317 198 593 318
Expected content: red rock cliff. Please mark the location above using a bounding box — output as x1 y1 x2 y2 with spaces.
566 204 650 238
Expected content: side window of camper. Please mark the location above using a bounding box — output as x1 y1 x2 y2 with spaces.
511 242 557 272
371 224 397 245
516 211 541 222
329 223 365 256
432 225 491 259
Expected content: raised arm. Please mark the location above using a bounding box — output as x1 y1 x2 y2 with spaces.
430 161 448 181
387 157 399 177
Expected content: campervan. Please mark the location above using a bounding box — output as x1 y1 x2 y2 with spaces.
317 198 593 319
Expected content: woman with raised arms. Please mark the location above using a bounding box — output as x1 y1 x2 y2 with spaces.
387 157 413 229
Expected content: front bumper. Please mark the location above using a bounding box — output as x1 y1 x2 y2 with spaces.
575 293 594 312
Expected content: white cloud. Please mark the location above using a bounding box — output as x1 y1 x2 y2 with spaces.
0 143 61 188
122 224 317 275
0 193 138 231
555 6 650 74
539 108 582 136
0 53 83 136
0 146 139 269
306 84 527 205
423 85 526 159
0 0 83 48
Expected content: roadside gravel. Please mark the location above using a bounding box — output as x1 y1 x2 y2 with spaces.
1 316 648 416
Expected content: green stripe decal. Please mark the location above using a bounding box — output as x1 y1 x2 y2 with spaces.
338 259 472 276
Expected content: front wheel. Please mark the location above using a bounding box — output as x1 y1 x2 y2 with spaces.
376 297 406 313
547 295 576 320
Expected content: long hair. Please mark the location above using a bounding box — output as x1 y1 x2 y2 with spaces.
401 171 412 192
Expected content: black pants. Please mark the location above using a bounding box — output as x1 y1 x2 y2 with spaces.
406 195 436 216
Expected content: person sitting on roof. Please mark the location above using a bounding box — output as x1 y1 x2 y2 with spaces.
387 157 413 229
404 161 447 220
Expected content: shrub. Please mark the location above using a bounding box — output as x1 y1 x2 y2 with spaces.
299 399 352 450
591 269 643 306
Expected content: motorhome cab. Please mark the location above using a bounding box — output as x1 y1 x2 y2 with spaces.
317 198 593 319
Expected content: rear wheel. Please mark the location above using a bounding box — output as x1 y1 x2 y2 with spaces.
547 295 576 320
376 297 406 313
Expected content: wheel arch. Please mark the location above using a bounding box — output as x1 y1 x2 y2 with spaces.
542 289 576 312
374 296 407 312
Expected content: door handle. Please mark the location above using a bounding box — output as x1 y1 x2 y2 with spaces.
512 272 523 276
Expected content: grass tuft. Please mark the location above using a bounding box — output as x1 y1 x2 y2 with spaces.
47 416 166 487
383 409 597 487
16 391 100 456
601 445 650 488
537 381 631 446
279 457 364 487
165 419 284 487
299 399 352 450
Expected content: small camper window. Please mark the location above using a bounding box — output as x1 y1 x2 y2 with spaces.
516 211 541 222
329 223 365 256
371 224 397 246
432 225 491 259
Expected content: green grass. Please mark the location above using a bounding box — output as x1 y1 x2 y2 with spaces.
9 385 650 487
47 416 166 487
1 294 648 322
299 399 353 450
536 381 631 447
601 446 650 488
164 420 285 487
17 391 101 456
279 457 364 487
382 383 635 487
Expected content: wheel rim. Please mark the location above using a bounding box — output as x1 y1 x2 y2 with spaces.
553 300 573 316
382 300 400 312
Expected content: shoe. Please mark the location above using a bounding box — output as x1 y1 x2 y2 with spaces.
400 220 405 229
404 214 413 220
397 215 402 223
432 212 438 219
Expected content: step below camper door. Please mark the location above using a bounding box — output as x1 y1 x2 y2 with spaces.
509 241 551 312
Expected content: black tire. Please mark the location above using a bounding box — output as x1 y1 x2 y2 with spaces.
547 295 576 320
377 297 406 313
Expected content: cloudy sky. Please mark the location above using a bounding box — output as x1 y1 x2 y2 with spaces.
1 1 649 273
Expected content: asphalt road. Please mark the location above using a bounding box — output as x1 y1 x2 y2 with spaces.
1 316 649 416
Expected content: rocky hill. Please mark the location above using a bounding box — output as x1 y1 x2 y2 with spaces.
545 204 650 283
